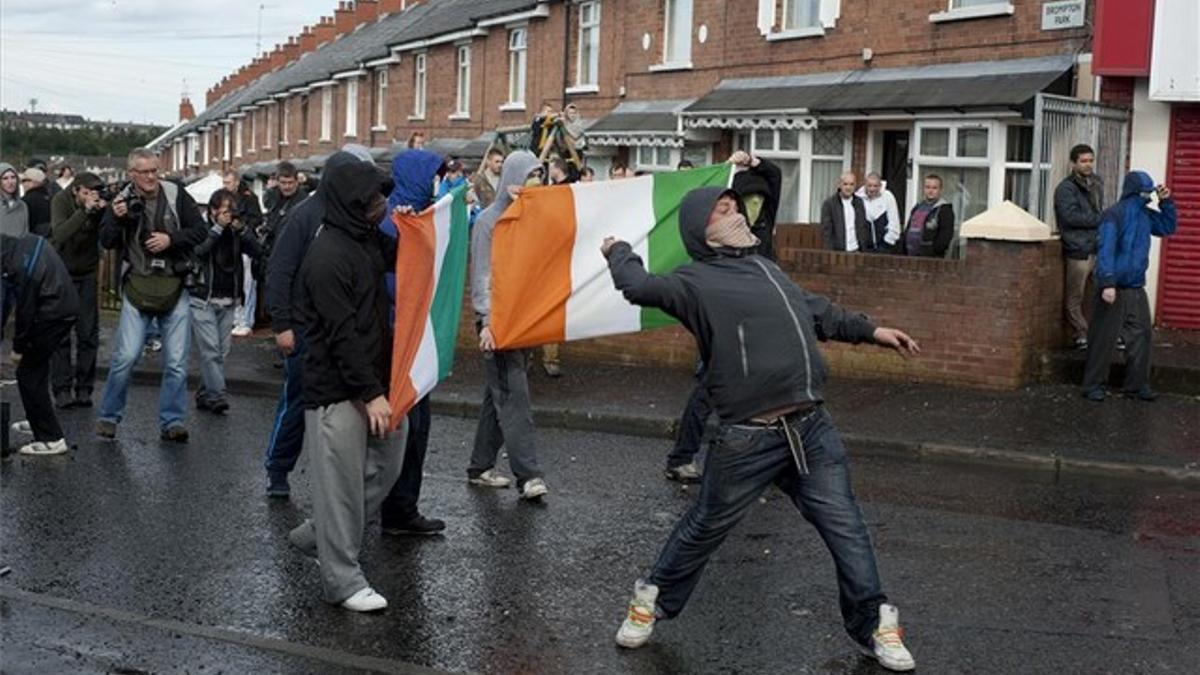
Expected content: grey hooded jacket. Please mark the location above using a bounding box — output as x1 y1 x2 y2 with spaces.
605 187 877 423
0 163 29 237
470 151 542 326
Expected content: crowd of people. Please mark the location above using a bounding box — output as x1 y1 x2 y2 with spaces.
0 121 1178 671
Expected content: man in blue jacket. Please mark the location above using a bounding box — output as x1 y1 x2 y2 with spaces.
1082 171 1177 402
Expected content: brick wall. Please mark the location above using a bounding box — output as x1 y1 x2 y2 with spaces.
455 233 1065 390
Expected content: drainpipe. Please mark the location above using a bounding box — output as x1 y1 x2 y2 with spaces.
561 1 571 108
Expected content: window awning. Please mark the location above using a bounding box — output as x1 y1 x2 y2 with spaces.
682 55 1075 129
586 99 694 148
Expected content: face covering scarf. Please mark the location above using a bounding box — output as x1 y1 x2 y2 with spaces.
705 212 760 250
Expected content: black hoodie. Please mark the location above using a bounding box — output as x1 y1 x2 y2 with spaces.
296 160 393 408
731 158 782 260
1 234 79 353
605 187 877 424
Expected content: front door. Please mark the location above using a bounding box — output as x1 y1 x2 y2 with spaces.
881 130 910 215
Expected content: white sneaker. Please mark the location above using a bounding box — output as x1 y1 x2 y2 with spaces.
10 420 32 435
519 477 548 500
468 469 512 489
665 461 702 483
858 604 915 672
340 587 387 613
18 439 68 456
615 581 659 648
231 325 253 337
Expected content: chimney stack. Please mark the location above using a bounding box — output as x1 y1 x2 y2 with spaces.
378 0 404 15
354 0 379 26
299 25 318 54
179 96 196 122
314 15 337 45
333 2 356 36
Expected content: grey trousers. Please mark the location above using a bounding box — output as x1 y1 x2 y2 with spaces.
1064 256 1094 341
188 298 234 404
289 401 408 604
469 349 543 485
1082 287 1153 393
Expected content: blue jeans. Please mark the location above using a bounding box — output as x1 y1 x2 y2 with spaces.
188 298 234 404
98 291 192 431
264 330 306 476
647 407 887 646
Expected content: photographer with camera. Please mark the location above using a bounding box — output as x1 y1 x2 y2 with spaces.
95 148 207 442
188 189 263 415
48 171 107 408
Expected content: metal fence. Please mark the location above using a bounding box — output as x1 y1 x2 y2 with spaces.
1029 94 1130 229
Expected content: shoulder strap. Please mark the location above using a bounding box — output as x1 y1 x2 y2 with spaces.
23 237 45 277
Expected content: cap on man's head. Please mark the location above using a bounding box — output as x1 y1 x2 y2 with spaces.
73 172 104 190
20 167 46 184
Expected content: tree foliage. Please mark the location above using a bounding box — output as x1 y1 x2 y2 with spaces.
0 125 166 165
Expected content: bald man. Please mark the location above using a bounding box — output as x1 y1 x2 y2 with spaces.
820 172 870 253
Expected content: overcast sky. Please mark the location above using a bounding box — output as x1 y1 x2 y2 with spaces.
1 0 336 126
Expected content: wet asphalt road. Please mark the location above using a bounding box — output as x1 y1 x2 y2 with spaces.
2 386 1199 674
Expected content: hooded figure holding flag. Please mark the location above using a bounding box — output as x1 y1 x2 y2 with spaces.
601 187 920 672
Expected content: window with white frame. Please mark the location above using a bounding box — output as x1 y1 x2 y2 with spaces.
455 45 471 116
1003 124 1035 211
222 124 231 161
508 29 527 105
320 86 333 140
577 1 600 87
249 112 257 151
203 131 210 165
265 106 274 148
345 78 359 136
234 119 244 157
808 125 847 221
952 0 1004 7
375 68 388 127
634 145 678 172
284 100 292 143
187 136 197 166
734 125 849 224
413 53 427 117
663 0 692 65
784 0 820 30
913 121 992 222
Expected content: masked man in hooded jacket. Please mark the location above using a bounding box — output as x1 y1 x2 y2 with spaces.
602 187 920 672
469 150 549 501
286 158 408 613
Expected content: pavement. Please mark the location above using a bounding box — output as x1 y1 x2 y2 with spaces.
76 315 1200 483
2 388 1199 673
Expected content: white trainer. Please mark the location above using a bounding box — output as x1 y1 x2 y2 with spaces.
340 587 388 613
858 603 915 672
18 439 68 456
519 477 548 500
10 420 32 435
615 581 659 648
468 469 512 489
665 461 702 483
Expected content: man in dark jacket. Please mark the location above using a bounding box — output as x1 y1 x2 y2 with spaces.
2 233 79 456
259 162 306 280
48 171 106 408
603 186 919 672
189 189 263 415
263 146 373 497
1082 171 1176 403
900 175 955 258
285 159 406 614
222 171 264 337
820 171 872 252
20 168 53 237
1053 144 1104 350
96 149 207 442
729 150 781 260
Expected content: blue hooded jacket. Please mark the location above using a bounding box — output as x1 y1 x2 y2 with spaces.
379 149 444 312
1095 171 1177 290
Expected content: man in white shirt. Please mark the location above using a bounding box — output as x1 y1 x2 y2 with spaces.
820 172 869 253
856 172 902 253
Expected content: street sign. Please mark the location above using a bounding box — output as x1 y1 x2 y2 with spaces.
1043 0 1085 30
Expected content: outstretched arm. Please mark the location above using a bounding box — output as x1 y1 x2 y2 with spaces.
603 237 689 318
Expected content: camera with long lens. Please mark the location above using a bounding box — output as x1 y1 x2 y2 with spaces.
118 184 145 217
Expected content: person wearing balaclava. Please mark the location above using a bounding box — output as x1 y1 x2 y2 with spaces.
376 148 448 537
729 150 781 260
468 150 550 501
262 144 374 499
286 158 405 613
1 163 29 237
1081 171 1177 403
602 187 920 673
665 150 785 483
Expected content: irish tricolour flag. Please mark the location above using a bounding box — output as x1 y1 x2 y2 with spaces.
491 164 732 350
388 184 470 422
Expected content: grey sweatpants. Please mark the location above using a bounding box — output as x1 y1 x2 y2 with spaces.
289 401 408 604
469 348 543 485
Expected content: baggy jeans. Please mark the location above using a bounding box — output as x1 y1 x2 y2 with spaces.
289 401 408 604
646 407 887 646
188 297 234 405
98 291 191 431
